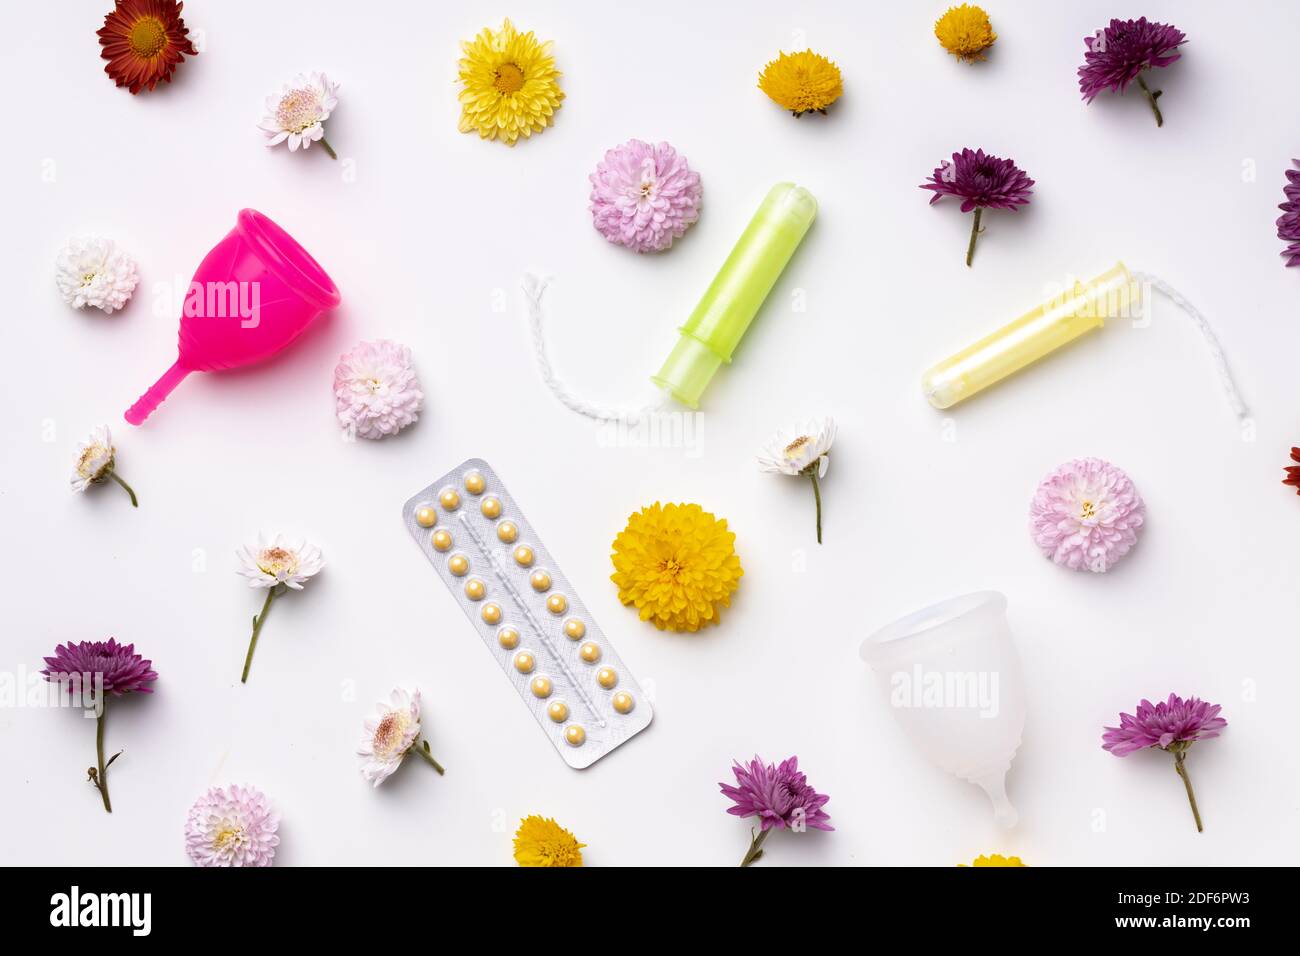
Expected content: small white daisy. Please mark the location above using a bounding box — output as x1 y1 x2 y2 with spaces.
358 686 443 786
757 417 837 543
70 425 138 506
55 237 139 314
236 534 324 590
258 72 340 157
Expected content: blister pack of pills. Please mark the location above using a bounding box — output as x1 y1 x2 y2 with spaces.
403 458 653 769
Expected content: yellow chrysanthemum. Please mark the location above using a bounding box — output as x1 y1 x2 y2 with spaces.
457 18 564 146
960 854 1027 867
757 50 843 117
513 815 584 867
611 502 743 633
935 5 997 63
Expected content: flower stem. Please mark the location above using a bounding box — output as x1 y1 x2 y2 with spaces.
106 469 138 508
1173 750 1203 832
413 739 446 775
1136 73 1163 127
320 137 338 160
241 587 280 683
966 207 983 267
740 827 771 867
94 701 112 813
808 471 823 544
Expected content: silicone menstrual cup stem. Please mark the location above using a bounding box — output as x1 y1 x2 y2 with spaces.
973 769 1018 829
124 361 190 426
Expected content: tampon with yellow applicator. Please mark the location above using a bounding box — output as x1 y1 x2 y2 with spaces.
922 263 1139 409
652 182 818 408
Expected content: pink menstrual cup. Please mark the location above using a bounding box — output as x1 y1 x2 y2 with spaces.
124 209 341 425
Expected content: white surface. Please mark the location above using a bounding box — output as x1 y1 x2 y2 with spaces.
2 0 1298 866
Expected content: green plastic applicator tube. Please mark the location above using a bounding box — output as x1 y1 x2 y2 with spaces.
652 182 818 407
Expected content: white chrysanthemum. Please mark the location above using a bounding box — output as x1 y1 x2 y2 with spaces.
358 687 424 787
70 425 115 492
55 237 138 314
757 417 837 478
259 72 340 152
333 339 424 440
184 784 280 868
236 534 324 590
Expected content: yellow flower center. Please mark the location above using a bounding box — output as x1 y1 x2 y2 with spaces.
257 547 299 578
784 436 812 458
77 443 111 479
493 63 525 94
213 825 244 850
659 558 683 578
373 712 407 756
1079 500 1096 520
276 89 321 133
127 17 167 59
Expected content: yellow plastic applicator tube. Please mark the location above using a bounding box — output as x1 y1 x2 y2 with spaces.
921 263 1140 409
652 183 817 408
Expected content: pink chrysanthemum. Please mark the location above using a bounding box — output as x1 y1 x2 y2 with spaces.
185 784 281 867
589 139 702 253
1029 457 1145 573
333 339 424 440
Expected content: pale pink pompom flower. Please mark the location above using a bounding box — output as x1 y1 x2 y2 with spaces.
1029 457 1145 573
589 139 702 253
184 784 280 867
333 339 424 440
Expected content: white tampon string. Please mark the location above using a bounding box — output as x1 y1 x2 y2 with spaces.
1132 271 1250 422
522 273 671 421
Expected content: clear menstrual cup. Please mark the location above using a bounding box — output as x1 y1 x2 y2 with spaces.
860 591 1026 827
124 209 341 425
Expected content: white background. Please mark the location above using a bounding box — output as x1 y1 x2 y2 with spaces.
2 0 1298 866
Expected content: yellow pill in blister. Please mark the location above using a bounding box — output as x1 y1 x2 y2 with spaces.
496 521 518 543
464 472 486 495
514 546 534 567
547 701 569 723
497 626 520 649
612 691 634 715
415 506 437 528
431 529 453 552
547 594 568 615
447 554 469 576
564 725 586 747
514 651 536 674
596 667 617 689
481 603 502 625
464 578 486 600
439 488 461 510
530 570 551 592
480 496 502 519
579 641 600 663
563 618 585 641
531 676 553 698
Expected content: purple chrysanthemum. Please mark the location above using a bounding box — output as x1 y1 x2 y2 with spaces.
920 148 1033 266
41 638 156 814
1103 693 1225 833
1102 693 1226 757
1078 18 1186 127
720 755 831 866
589 139 702 253
41 637 157 696
1277 161 1300 268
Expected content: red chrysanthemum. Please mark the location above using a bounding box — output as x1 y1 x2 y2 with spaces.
97 0 197 95
1283 447 1300 495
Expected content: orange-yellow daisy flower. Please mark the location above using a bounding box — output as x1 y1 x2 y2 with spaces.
457 19 564 146
758 50 843 117
611 502 743 632
513 815 584 867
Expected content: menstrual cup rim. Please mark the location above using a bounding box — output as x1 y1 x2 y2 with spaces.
860 590 1007 659
236 208 341 312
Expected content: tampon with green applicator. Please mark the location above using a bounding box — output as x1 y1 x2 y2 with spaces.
652 183 818 408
